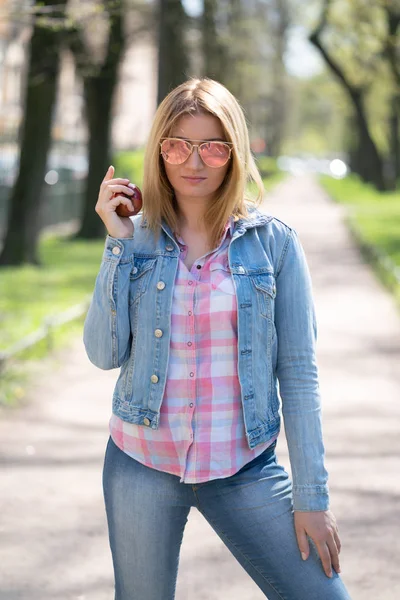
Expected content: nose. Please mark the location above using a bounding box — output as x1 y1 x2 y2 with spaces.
186 145 204 168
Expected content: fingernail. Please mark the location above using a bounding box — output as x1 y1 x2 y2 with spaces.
328 571 333 578
301 552 307 561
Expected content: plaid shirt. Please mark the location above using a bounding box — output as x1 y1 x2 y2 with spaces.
109 216 278 483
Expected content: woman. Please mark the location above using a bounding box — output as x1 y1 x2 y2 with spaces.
83 77 352 600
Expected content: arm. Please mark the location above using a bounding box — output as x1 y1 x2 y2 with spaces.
274 227 329 511
83 235 136 370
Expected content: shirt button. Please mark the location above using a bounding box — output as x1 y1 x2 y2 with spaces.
187 341 192 346
112 246 120 255
150 374 159 383
196 264 201 269
189 403 194 408
189 372 194 377
157 281 166 290
188 311 192 316
188 281 193 286
180 247 185 252
143 417 151 426
154 329 163 338
166 244 174 251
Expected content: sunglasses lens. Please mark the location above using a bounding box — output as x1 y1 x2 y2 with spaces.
161 139 190 164
200 142 230 167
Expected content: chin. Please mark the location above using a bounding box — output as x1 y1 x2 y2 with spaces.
177 186 214 198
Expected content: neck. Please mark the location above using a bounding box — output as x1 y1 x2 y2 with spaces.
175 197 209 234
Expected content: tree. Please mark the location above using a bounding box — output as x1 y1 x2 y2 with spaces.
198 0 291 155
0 0 66 265
201 0 228 82
262 0 290 157
68 0 127 239
157 0 190 105
382 3 400 187
309 0 399 191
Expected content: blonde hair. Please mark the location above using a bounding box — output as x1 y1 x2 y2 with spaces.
142 77 265 250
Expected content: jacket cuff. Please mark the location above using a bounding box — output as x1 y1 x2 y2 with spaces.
102 234 136 262
292 485 330 511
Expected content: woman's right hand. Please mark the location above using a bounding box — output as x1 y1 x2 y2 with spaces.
95 165 136 239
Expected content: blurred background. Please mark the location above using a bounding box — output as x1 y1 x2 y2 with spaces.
0 0 399 409
1 3 400 598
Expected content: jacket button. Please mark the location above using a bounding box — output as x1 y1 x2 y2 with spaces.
143 417 151 426
157 281 165 290
150 374 159 383
166 244 174 251
132 266 138 274
154 329 163 338
112 246 120 255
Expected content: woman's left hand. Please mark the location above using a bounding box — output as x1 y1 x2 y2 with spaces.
294 510 341 578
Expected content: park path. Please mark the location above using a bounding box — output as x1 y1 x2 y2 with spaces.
1 174 400 600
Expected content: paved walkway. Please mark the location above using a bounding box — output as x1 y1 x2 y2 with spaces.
1 174 399 599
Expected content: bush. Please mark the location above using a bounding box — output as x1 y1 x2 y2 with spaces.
113 149 145 187
254 155 280 179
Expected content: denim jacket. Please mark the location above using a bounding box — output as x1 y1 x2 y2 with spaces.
83 206 329 511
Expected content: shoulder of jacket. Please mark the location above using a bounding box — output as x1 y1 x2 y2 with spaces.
266 215 296 235
242 209 299 276
245 206 297 237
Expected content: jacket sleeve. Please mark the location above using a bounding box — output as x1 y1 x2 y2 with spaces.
274 227 330 511
83 235 136 370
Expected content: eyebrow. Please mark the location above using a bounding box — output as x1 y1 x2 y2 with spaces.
172 136 227 142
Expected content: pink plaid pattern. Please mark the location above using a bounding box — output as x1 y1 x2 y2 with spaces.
109 217 278 482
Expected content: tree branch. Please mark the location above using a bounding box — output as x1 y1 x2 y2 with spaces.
309 0 365 99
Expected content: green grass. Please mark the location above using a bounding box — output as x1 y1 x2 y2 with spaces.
320 175 400 266
0 235 104 352
0 233 105 406
319 174 400 305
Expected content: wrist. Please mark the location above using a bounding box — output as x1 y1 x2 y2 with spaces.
107 224 135 239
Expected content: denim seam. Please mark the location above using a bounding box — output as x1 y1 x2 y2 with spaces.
193 495 286 600
275 226 293 278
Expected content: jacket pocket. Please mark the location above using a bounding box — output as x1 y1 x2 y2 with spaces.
129 257 157 305
251 272 276 322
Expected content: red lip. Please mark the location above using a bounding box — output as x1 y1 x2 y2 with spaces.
182 176 206 180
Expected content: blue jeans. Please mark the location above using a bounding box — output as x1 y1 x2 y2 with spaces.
102 435 352 600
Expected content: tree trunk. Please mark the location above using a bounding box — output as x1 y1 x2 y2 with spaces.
74 79 114 239
157 0 190 106
309 0 387 191
267 0 289 157
72 0 125 239
387 94 400 190
0 0 64 266
201 0 227 81
382 6 400 187
350 88 387 191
